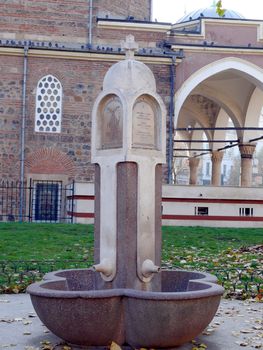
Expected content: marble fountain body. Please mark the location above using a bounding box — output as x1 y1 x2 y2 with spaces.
28 268 223 348
27 35 224 348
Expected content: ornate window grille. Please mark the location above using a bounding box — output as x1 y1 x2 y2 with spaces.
35 75 62 133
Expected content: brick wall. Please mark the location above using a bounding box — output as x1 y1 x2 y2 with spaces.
0 56 23 179
24 56 115 182
0 0 89 43
95 0 151 21
0 0 151 44
0 51 171 183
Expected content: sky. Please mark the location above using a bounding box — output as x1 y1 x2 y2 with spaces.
152 0 263 23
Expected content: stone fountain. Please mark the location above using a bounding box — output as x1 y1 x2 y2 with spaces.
27 35 224 348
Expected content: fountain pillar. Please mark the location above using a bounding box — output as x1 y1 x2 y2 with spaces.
91 35 166 290
27 35 224 348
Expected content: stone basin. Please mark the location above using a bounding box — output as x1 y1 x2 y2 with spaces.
27 269 224 348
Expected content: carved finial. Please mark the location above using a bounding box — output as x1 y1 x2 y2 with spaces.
121 34 139 59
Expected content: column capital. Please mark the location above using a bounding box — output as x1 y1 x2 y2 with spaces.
211 150 224 163
238 143 256 159
189 157 200 168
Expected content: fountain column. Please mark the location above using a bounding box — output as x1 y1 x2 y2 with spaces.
238 143 256 187
91 35 166 291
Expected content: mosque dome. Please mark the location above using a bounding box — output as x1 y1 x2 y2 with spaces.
177 4 245 23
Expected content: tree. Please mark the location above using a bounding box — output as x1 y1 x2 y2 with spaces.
216 1 226 17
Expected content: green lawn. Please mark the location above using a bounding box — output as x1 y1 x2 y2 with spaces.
0 222 94 261
0 223 262 298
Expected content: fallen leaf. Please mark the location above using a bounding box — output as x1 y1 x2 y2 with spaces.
231 331 240 337
110 341 122 350
235 341 249 347
240 329 254 334
23 320 32 325
0 318 14 323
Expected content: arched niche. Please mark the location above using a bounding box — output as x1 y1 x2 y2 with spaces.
96 94 123 150
132 94 161 151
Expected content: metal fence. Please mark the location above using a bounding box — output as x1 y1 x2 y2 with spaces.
0 260 262 298
0 179 74 223
0 259 92 293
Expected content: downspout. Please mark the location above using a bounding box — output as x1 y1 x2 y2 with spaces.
88 0 93 46
19 46 28 221
168 56 176 184
149 0 153 21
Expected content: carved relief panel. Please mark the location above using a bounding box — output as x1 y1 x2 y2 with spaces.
132 95 160 150
98 94 123 149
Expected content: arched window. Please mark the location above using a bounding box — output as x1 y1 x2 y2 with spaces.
35 75 62 133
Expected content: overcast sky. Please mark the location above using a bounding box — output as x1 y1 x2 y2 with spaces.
152 0 263 23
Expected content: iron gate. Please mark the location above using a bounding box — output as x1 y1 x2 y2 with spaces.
0 179 74 223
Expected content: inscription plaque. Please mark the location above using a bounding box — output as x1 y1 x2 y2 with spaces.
100 95 123 149
132 97 157 149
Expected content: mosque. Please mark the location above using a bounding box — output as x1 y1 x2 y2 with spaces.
0 0 263 226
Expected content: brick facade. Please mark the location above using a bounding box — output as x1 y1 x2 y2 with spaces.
1 0 262 190
0 0 151 44
0 0 175 185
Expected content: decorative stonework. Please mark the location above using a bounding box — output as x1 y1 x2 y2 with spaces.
25 148 75 176
121 34 139 59
132 95 158 150
99 95 123 149
211 150 224 163
239 143 256 159
238 143 256 187
92 35 166 285
35 75 62 133
211 151 224 186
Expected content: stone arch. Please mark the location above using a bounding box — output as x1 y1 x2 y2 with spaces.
25 148 75 177
213 109 233 151
243 87 263 142
174 57 263 128
192 85 243 131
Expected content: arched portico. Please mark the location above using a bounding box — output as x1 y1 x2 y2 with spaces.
173 57 263 187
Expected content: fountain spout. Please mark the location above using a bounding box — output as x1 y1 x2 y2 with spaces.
93 259 113 277
141 259 160 278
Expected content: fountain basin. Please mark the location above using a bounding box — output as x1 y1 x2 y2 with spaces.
27 269 224 348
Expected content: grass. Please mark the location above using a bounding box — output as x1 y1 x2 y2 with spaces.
0 223 262 262
0 223 262 298
162 226 263 269
0 222 94 261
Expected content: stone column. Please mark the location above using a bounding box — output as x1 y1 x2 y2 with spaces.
189 157 200 185
238 143 256 187
211 151 224 186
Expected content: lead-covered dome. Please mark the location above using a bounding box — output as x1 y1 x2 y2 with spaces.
177 5 245 23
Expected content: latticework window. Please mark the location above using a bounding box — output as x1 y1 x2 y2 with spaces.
35 75 62 133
